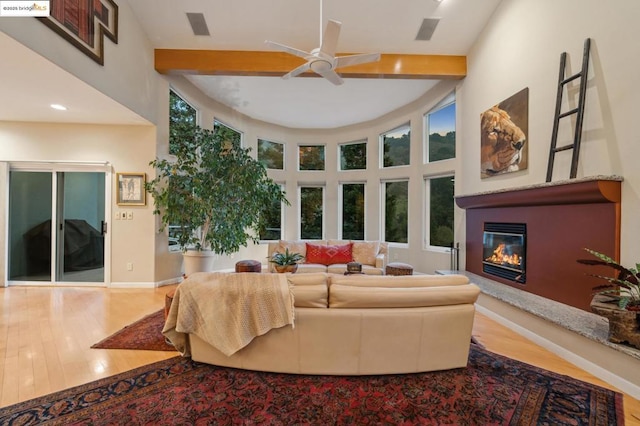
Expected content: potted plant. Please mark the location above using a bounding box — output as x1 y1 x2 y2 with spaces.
577 248 640 348
146 122 289 275
269 248 304 273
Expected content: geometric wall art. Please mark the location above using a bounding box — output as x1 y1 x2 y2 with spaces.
38 0 118 66
480 87 529 178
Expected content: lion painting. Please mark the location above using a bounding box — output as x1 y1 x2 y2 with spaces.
480 89 528 178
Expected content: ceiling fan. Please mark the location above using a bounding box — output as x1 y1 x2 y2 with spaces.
264 2 381 85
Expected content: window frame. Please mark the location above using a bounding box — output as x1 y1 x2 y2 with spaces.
257 138 285 170
424 92 456 164
338 139 367 171
213 118 244 147
298 185 325 240
298 144 326 171
168 88 198 158
259 182 286 242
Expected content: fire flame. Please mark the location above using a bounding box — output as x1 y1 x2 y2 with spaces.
486 243 521 267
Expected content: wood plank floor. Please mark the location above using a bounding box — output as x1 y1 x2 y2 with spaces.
1 284 639 424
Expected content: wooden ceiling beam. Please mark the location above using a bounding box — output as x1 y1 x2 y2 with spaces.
155 49 466 80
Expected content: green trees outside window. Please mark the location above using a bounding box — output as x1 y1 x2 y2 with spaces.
169 90 197 156
299 145 325 171
341 183 365 240
384 180 408 243
382 124 411 168
340 141 367 170
258 139 284 170
428 175 454 248
427 101 456 162
300 187 323 239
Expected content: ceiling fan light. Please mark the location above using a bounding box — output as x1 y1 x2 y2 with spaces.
310 60 332 73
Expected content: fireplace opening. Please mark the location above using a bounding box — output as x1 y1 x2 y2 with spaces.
482 222 526 283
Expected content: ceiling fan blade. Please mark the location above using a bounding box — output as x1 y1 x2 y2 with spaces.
316 68 344 85
334 53 381 69
320 20 341 57
264 40 310 59
283 62 311 79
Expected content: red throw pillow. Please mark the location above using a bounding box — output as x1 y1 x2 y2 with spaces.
305 243 353 265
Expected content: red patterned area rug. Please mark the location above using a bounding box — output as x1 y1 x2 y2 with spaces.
0 344 623 425
91 310 176 351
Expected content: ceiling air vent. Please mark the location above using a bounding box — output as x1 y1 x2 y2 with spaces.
415 18 440 41
186 13 210 36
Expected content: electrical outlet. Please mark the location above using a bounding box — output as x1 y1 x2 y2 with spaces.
126 211 133 220
115 212 120 220
120 211 127 220
127 262 133 271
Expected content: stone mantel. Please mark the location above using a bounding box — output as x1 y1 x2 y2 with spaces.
455 175 623 311
456 175 623 209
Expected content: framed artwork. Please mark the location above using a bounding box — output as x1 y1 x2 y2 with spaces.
38 0 119 66
117 173 145 206
480 87 529 178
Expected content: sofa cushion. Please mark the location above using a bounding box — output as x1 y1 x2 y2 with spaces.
277 240 312 257
351 241 380 266
329 274 470 288
296 263 328 273
306 243 353 265
287 273 328 308
329 284 480 308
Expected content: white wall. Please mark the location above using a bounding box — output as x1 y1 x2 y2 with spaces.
457 0 640 268
0 122 157 284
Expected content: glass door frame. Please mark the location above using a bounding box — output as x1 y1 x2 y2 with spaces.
4 161 112 287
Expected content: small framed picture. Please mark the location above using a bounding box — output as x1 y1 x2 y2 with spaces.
116 173 146 206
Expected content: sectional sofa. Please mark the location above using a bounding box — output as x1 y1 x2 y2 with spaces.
165 272 480 375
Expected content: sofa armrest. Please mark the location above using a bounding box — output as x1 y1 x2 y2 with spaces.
375 252 386 269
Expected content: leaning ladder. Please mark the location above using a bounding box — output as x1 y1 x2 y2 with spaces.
545 38 591 182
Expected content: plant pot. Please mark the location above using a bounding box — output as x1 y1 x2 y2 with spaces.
273 264 298 273
591 295 640 349
183 250 216 276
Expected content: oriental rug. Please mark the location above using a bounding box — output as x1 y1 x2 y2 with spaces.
91 309 176 352
1 345 623 425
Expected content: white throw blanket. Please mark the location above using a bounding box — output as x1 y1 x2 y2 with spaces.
163 272 294 356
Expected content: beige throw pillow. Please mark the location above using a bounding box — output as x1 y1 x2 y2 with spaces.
351 241 380 266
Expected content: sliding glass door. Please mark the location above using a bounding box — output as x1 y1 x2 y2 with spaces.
8 169 107 285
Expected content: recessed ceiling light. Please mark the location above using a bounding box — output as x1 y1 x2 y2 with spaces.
50 104 67 111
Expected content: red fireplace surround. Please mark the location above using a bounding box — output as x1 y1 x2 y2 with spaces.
456 176 622 311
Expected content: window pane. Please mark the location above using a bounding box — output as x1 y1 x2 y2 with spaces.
427 102 456 162
214 119 242 147
299 145 325 171
300 187 323 239
258 139 284 170
384 181 408 243
429 175 455 248
340 141 367 170
342 184 365 240
382 124 411 167
169 90 197 155
260 194 282 240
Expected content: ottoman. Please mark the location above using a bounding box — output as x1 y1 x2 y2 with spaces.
386 262 414 276
235 259 262 273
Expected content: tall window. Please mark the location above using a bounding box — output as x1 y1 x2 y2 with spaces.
169 90 197 155
299 145 325 171
260 184 284 241
258 139 284 170
425 94 456 163
341 183 365 240
383 180 408 243
426 175 455 249
381 124 411 168
339 140 367 170
213 119 242 147
300 186 324 239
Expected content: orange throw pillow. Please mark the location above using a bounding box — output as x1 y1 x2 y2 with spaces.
305 243 353 265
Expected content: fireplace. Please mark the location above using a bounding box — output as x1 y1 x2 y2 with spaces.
482 222 526 283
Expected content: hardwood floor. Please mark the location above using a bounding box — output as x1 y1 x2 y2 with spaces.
1 284 639 424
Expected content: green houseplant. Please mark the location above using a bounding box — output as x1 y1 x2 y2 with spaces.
269 248 304 273
577 248 640 348
146 123 288 273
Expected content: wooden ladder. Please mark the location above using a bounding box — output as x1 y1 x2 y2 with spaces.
545 38 591 182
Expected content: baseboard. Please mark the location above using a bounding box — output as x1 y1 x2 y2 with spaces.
476 300 640 400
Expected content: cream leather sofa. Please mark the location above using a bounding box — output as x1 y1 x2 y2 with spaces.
189 272 480 375
267 240 388 275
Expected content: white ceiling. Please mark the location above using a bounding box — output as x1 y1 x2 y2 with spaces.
0 0 503 128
